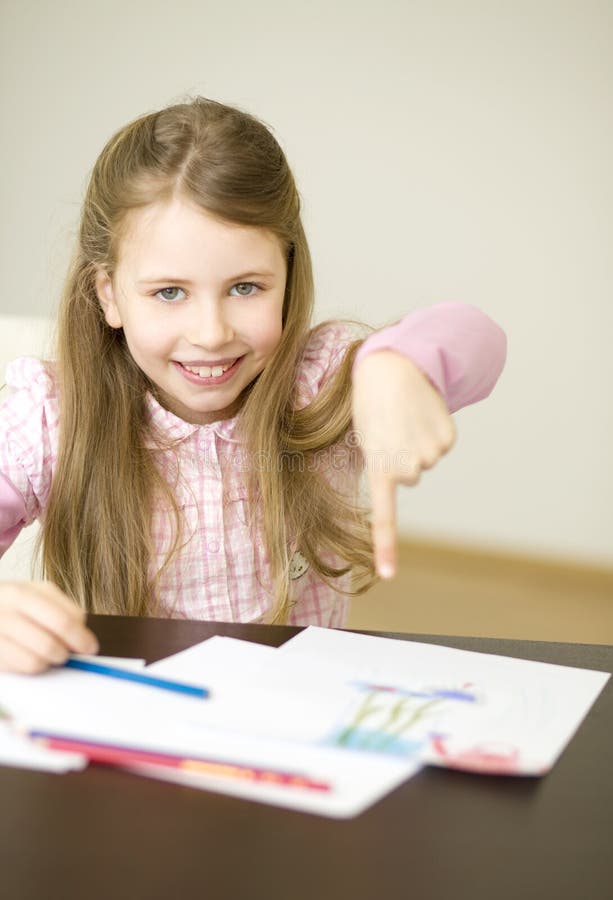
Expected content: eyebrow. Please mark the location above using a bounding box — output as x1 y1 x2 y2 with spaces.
136 272 277 286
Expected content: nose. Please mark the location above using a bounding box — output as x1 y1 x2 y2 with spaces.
187 299 235 351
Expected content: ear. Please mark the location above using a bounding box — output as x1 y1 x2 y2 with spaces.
95 268 123 329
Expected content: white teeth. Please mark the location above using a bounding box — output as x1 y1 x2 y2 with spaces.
183 361 234 378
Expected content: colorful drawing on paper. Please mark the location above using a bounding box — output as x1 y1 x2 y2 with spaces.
322 681 478 757
428 734 522 774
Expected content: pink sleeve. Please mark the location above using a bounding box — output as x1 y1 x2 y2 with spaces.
352 301 507 413
0 471 27 557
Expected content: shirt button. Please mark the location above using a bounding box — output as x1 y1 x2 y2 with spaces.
208 540 220 553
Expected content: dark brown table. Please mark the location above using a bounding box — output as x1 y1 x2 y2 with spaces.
2 616 612 900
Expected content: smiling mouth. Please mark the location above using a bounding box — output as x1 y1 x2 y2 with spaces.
174 357 244 383
182 361 236 378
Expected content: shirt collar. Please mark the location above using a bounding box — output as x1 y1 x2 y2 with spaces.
143 392 241 447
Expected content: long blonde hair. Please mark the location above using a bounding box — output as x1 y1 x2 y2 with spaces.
39 96 377 621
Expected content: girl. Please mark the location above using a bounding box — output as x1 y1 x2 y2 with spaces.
0 97 506 674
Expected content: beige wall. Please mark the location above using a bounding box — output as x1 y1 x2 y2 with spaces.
1 0 611 566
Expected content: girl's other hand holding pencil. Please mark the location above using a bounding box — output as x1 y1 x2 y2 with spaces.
351 351 456 581
0 581 99 674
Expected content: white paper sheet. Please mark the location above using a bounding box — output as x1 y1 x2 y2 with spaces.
72 654 146 670
145 635 274 685
0 656 146 773
124 739 420 818
0 633 609 816
0 719 86 773
0 638 420 816
273 627 610 774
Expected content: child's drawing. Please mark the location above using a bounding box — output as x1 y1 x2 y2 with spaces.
429 734 522 774
323 681 478 757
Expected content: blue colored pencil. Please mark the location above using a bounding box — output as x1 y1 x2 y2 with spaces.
63 658 209 698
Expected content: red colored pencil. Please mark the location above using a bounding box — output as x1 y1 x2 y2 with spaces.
30 731 331 793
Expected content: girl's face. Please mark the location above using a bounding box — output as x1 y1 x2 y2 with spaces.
95 197 287 425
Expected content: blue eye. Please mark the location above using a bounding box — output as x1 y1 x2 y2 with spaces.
230 282 258 297
155 286 186 302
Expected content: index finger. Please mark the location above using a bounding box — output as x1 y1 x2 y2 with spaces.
369 472 397 579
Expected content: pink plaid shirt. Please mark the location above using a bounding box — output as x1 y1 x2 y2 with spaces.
0 302 506 625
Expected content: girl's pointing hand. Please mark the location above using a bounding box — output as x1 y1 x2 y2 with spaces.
351 351 456 580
